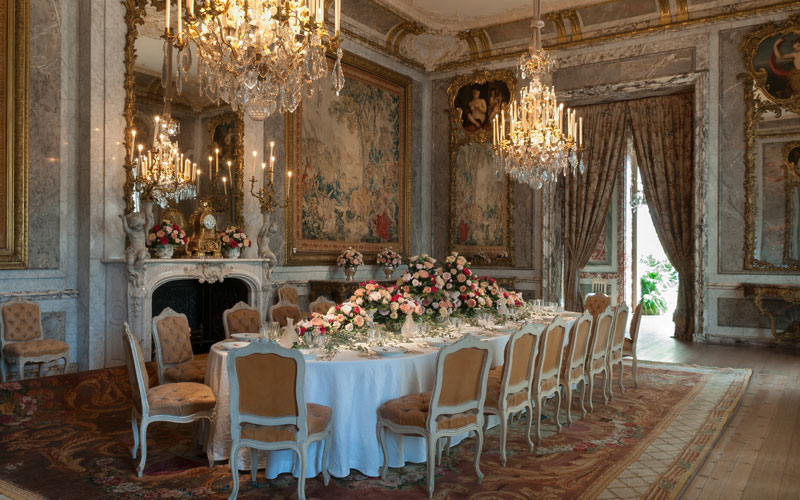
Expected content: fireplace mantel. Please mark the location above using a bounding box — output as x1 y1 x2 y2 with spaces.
125 258 272 359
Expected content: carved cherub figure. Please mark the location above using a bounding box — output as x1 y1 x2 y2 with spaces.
257 211 278 263
120 211 150 282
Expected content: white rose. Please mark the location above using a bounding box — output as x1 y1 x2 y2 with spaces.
369 291 381 301
345 323 354 332
341 304 352 315
390 312 398 319
412 279 421 287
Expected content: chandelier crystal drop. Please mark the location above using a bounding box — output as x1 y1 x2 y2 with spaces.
164 0 344 121
492 0 583 189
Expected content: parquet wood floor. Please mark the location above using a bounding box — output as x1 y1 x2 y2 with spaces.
636 319 800 500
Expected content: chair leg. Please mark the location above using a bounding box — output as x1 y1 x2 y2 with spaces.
565 383 574 427
0 358 7 382
130 410 139 459
499 411 508 466
579 379 587 417
553 390 562 433
525 404 534 452
632 354 638 388
376 419 389 480
297 443 308 500
601 370 609 404
62 356 68 375
321 429 332 486
137 419 148 477
534 398 543 444
426 434 436 498
250 448 258 481
474 424 484 485
16 359 26 381
586 375 594 412
229 441 241 500
617 361 625 394
607 363 614 401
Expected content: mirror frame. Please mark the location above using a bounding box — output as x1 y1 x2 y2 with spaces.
741 17 800 272
122 0 244 226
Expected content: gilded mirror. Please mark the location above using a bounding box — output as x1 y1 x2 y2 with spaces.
122 0 244 233
741 17 800 271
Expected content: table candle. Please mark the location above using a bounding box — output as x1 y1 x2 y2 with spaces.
222 176 227 196
215 148 219 177
252 150 257 180
227 160 232 185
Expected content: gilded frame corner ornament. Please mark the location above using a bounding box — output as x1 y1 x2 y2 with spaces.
446 69 515 267
284 50 412 265
0 0 29 269
741 16 800 272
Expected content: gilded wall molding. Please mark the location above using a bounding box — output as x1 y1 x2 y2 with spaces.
0 0 29 269
782 141 800 266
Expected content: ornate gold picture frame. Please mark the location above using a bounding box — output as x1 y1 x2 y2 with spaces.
741 16 800 271
0 0 28 269
284 51 412 265
447 70 515 267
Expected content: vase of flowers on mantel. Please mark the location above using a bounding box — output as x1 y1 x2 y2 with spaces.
219 226 251 259
147 220 186 259
376 248 402 279
337 247 363 282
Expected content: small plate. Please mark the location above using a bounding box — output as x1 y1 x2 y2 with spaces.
231 333 260 342
372 346 407 357
299 348 318 360
219 342 248 351
425 338 455 348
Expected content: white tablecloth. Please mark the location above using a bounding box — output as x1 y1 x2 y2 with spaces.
203 317 578 479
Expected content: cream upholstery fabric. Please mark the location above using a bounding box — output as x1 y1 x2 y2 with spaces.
156 316 193 365
378 392 479 430
147 382 216 416
240 403 332 443
226 309 261 336
164 358 207 384
2 302 43 341
484 375 528 409
3 339 68 359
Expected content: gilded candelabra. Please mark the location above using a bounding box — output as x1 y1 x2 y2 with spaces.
249 176 289 213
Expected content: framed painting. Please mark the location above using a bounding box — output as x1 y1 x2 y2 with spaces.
447 70 515 266
0 0 28 269
206 111 244 228
743 16 800 112
285 52 411 264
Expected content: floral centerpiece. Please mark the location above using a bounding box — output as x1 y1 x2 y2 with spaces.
337 247 364 281
376 248 402 279
296 314 330 348
478 276 503 310
396 254 451 320
147 220 186 259
442 252 473 294
218 226 251 259
325 301 370 334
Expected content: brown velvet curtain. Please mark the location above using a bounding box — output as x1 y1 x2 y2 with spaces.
563 102 628 312
627 93 695 341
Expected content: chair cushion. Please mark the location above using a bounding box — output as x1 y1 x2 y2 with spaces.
560 356 584 382
2 302 43 342
156 316 194 365
623 337 634 355
3 339 68 359
539 376 558 393
378 392 478 430
164 358 207 384
147 382 216 416
240 403 332 442
489 365 503 378
484 375 528 410
591 357 606 371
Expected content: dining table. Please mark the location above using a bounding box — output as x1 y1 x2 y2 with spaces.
202 314 580 479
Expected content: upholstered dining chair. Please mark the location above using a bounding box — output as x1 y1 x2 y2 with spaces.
223 302 262 339
152 308 207 384
531 316 568 442
482 323 541 466
558 310 593 427
0 298 69 381
606 303 630 399
377 333 492 498
584 292 611 324
122 323 215 477
623 302 643 388
277 284 300 306
226 341 332 500
309 296 336 316
584 306 615 411
270 304 304 328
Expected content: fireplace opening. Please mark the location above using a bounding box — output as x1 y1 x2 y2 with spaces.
152 278 250 354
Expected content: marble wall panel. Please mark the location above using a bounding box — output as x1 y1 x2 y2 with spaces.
27 0 62 269
717 27 750 273
41 311 66 341
717 297 800 330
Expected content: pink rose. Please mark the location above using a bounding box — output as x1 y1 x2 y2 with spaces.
457 274 466 283
399 303 411 315
466 299 477 308
354 316 364 327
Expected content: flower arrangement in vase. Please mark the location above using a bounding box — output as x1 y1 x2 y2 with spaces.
376 248 402 279
337 247 364 281
396 254 451 320
147 220 186 259
218 226 251 259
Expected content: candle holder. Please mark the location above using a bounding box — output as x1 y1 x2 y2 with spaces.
249 176 289 213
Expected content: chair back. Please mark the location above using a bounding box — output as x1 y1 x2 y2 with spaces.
309 296 336 315
122 323 150 416
584 292 610 320
0 298 43 343
629 302 643 344
534 316 568 393
608 303 630 356
227 342 307 441
587 306 614 366
497 323 541 400
564 310 593 379
428 333 491 430
223 301 261 339
277 285 299 305
152 307 194 384
271 305 303 328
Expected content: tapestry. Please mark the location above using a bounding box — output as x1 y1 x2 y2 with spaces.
287 54 410 264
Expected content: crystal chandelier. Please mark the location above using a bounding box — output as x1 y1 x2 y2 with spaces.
492 0 583 189
163 0 344 121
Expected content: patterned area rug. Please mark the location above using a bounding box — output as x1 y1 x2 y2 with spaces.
0 361 750 500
